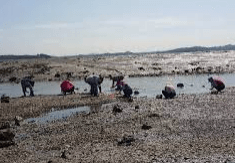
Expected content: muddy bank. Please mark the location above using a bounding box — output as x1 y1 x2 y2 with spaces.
1 51 235 83
0 87 235 162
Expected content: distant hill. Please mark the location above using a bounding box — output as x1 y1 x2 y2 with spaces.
81 44 235 57
0 53 51 61
162 44 235 53
1 44 235 60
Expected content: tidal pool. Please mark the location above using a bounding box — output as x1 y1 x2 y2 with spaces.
25 106 90 124
1 73 235 98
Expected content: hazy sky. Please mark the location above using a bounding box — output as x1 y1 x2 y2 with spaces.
0 0 235 56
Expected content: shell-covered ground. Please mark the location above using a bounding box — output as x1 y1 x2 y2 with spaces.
1 51 235 162
0 88 235 162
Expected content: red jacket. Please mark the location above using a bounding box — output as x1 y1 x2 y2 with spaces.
60 80 74 92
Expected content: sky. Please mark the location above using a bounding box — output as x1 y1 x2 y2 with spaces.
0 0 235 56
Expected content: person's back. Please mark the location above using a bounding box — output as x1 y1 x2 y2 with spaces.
208 77 225 92
85 74 103 96
60 80 74 94
162 84 176 99
123 83 133 98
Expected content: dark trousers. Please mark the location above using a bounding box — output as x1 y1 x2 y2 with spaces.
63 86 75 95
215 84 225 92
162 90 176 99
90 84 98 96
22 86 34 97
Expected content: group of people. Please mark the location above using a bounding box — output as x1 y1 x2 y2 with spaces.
20 74 226 99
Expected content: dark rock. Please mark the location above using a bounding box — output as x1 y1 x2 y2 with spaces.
0 141 15 148
156 94 162 99
135 105 140 110
141 124 152 130
177 83 184 88
138 67 145 71
148 113 160 118
0 121 10 129
134 91 139 95
54 72 60 78
1 95 9 103
0 129 15 141
9 77 18 83
117 135 135 146
61 150 67 159
113 104 123 113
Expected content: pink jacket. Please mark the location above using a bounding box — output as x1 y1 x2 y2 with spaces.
60 80 74 92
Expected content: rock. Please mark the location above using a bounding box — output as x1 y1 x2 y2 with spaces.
9 77 18 83
138 67 145 71
135 105 140 110
54 72 60 78
1 95 9 103
14 116 23 126
61 150 67 159
148 113 160 118
195 66 203 73
113 104 123 113
177 83 184 88
117 135 135 146
141 124 152 130
134 91 139 95
0 121 10 129
0 129 15 141
156 94 162 99
0 141 15 148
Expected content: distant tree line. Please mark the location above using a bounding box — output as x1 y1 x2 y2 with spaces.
0 53 51 61
1 44 235 60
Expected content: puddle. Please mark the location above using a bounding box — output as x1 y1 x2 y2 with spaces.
25 106 90 124
1 73 235 98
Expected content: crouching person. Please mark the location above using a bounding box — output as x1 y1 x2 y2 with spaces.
21 77 35 97
162 84 176 99
208 76 225 92
122 83 133 98
60 79 75 95
85 74 104 96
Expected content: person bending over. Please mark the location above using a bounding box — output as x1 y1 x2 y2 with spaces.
162 84 176 99
85 74 104 96
208 76 225 92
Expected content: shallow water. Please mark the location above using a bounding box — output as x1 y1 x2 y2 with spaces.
1 73 235 98
25 106 90 124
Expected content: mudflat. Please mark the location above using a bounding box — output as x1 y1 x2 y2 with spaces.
0 51 235 162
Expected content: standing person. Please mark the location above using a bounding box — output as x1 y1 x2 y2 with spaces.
85 74 103 96
208 76 225 92
162 84 176 99
21 76 35 97
60 79 75 95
